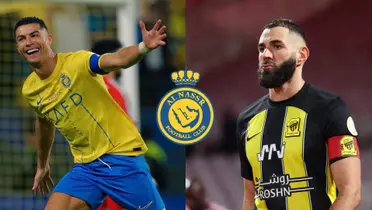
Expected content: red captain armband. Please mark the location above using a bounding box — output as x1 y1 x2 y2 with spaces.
328 135 360 161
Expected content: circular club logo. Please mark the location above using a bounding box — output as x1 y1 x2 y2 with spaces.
156 70 214 145
61 73 71 88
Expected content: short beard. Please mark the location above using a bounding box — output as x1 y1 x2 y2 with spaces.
258 58 297 89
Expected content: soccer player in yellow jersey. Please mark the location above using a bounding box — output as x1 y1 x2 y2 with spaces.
15 16 167 210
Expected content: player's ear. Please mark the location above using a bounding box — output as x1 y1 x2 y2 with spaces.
297 46 309 66
47 34 53 46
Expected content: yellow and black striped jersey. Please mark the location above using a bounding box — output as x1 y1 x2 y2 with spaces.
237 83 360 210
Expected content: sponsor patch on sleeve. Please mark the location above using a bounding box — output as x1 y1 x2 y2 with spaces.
347 116 358 136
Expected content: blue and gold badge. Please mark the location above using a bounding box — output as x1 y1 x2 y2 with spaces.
60 73 71 88
156 70 214 145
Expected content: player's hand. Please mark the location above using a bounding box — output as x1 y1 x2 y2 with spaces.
32 166 54 196
139 19 167 50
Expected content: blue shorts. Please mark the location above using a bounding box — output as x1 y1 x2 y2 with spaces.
53 154 165 210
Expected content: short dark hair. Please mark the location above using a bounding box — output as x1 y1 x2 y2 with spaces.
264 18 307 44
14 16 48 37
91 39 123 55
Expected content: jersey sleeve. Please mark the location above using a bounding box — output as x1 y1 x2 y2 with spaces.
74 50 108 75
237 114 254 180
88 52 109 75
324 98 360 164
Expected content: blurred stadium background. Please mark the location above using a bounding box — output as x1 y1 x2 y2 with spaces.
0 0 185 209
186 0 372 209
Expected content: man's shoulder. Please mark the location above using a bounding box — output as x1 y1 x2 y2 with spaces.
237 95 269 124
58 50 97 74
307 83 339 100
306 83 341 107
60 50 93 62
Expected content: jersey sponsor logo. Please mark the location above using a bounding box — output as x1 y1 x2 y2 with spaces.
285 117 301 137
347 116 358 136
340 136 357 156
156 70 215 145
257 143 285 161
254 174 314 200
44 92 83 124
61 73 71 88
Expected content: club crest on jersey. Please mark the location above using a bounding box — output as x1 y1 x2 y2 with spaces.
285 117 301 137
61 73 71 88
340 136 357 156
156 70 215 145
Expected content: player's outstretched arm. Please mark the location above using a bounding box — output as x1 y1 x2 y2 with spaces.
98 19 166 72
330 157 361 210
32 116 55 196
242 179 255 210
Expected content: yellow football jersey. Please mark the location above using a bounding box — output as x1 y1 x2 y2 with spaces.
22 50 147 163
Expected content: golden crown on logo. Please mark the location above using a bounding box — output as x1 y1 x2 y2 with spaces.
171 70 200 86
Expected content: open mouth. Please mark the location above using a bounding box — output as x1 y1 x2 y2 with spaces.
26 48 40 56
